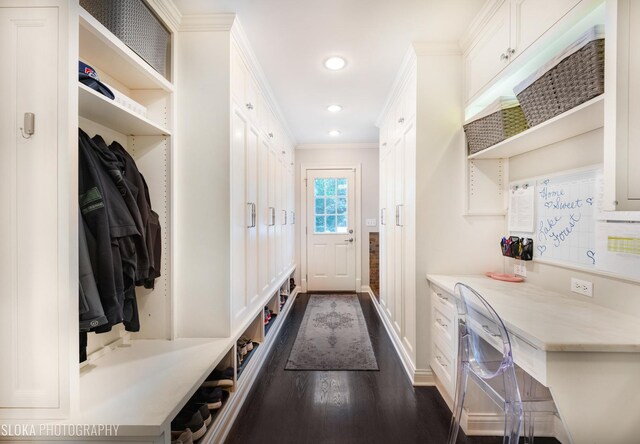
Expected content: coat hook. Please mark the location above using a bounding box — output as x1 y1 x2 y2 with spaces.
20 112 35 139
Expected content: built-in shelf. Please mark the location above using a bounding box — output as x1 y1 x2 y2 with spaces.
264 313 278 336
78 83 171 136
77 339 231 436
79 7 173 92
237 344 260 379
468 95 604 160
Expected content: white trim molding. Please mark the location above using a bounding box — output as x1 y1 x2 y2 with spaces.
147 0 182 32
179 13 236 32
458 0 505 53
296 143 379 150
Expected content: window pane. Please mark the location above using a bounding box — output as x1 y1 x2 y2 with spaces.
315 216 325 233
337 215 347 228
337 178 347 196
325 178 337 196
325 215 336 232
325 197 336 214
315 198 325 215
337 197 347 215
314 178 325 197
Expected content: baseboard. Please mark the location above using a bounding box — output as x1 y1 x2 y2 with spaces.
364 287 427 386
413 368 436 386
205 288 300 444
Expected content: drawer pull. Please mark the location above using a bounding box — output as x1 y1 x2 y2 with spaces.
436 318 448 328
436 292 448 301
436 355 448 368
482 324 500 337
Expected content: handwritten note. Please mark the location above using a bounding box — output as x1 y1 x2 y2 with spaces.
533 169 598 267
508 185 535 233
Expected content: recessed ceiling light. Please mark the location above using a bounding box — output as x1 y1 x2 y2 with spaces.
328 130 341 136
324 56 346 70
327 105 343 113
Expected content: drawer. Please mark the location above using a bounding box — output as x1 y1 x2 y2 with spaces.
431 335 456 397
510 332 547 386
432 301 456 350
431 284 457 316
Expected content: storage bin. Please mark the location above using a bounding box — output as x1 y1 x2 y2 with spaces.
80 0 170 78
514 25 604 127
463 97 529 155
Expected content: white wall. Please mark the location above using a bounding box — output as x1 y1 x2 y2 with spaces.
294 144 380 289
507 128 640 317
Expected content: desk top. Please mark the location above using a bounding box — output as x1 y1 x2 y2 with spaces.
427 274 640 353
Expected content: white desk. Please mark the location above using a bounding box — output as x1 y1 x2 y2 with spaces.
427 274 640 444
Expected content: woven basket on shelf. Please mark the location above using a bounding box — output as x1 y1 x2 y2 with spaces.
515 38 604 127
464 104 529 155
80 0 170 78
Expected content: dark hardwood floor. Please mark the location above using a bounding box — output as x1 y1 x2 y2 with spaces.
225 293 560 444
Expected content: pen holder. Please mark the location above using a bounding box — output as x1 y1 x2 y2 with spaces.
500 236 533 261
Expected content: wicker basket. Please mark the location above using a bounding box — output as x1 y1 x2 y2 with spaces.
514 26 604 127
80 0 170 78
464 98 529 155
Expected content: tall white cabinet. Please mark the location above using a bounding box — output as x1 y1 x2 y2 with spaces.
0 1 74 418
176 15 296 339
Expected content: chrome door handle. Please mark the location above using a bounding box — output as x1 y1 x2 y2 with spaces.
282 210 287 225
268 207 275 226
247 202 256 228
344 238 354 243
381 208 385 225
395 204 403 227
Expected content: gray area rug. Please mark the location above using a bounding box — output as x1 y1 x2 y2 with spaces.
285 295 378 371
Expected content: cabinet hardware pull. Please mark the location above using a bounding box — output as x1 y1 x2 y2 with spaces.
269 207 275 226
395 204 403 227
482 324 500 337
282 210 287 225
268 132 274 138
246 103 254 110
436 318 448 328
382 142 387 147
398 117 405 124
436 355 447 367
247 202 257 228
381 208 386 225
436 292 449 301
500 53 508 61
508 47 516 56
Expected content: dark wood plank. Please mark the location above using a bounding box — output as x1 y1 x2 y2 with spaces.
224 293 560 444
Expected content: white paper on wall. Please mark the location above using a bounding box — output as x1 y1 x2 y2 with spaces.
596 221 640 279
508 185 535 233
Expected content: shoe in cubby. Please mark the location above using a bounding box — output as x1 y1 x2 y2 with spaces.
171 409 206 441
190 387 223 410
202 366 234 388
171 429 193 444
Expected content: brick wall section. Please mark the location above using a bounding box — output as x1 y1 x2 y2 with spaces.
369 232 379 298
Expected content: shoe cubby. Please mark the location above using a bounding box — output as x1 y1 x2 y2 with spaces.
237 312 264 380
265 292 280 335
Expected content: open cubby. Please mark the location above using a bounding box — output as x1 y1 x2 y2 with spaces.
264 292 280 336
237 312 264 380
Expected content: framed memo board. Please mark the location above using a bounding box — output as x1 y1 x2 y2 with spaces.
509 166 601 269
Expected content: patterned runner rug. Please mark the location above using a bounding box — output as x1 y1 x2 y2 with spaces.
285 294 378 371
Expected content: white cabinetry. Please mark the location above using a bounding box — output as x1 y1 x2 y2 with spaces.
0 2 73 418
603 0 640 211
177 16 296 337
464 0 583 102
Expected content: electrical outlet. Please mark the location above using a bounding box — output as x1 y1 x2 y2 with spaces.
571 278 593 297
513 262 527 277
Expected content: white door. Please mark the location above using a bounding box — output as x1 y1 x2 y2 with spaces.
0 5 61 410
306 169 356 291
231 108 248 324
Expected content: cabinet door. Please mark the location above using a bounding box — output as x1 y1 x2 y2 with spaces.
231 44 247 106
604 0 640 211
464 0 510 101
246 125 260 306
510 0 581 61
275 156 283 278
0 5 66 414
392 136 404 336
378 155 387 306
231 109 248 324
258 139 270 294
268 143 277 283
383 149 396 323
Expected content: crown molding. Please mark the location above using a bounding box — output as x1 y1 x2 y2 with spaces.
459 0 505 53
231 19 297 145
146 0 182 32
296 143 379 150
376 45 417 127
179 13 236 32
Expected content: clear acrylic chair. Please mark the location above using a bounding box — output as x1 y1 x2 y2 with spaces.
447 283 558 444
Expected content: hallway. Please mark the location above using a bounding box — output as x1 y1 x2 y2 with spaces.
226 293 558 444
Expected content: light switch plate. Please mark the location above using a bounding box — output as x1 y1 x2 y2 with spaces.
366 218 377 227
513 262 527 277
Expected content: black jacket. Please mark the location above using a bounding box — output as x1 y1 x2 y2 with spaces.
79 211 108 332
78 129 140 331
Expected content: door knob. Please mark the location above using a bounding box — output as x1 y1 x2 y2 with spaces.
344 238 354 243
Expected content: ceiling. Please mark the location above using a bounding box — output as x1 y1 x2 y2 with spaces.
173 0 485 145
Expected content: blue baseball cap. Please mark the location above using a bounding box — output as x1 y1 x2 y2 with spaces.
79 61 114 100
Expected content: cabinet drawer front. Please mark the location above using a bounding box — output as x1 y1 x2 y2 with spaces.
511 333 547 386
432 302 455 349
431 284 457 315
431 337 456 396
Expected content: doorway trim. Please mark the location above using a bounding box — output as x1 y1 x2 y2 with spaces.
300 164 362 293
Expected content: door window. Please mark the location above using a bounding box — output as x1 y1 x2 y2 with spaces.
314 178 348 233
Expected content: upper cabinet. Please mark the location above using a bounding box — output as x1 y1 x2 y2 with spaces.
464 0 583 103
603 0 640 211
